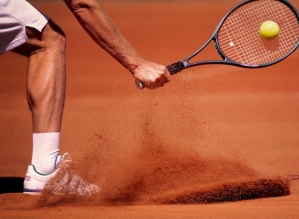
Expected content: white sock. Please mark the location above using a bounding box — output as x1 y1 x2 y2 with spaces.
31 132 60 174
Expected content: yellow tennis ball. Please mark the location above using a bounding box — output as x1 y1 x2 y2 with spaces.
259 20 280 39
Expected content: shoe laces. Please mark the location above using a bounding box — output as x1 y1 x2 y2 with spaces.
47 153 100 196
55 153 73 169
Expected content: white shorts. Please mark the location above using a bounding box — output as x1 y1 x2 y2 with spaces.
0 0 49 55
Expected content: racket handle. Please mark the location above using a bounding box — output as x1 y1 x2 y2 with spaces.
135 61 185 90
135 79 145 90
167 61 185 75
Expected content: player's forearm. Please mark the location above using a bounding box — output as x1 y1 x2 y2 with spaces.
63 0 142 72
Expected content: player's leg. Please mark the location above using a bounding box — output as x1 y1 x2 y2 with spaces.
12 20 66 175
16 22 99 196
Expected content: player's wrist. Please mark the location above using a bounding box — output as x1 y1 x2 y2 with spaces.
125 56 145 74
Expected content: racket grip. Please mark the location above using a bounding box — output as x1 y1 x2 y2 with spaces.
167 61 185 75
135 61 185 90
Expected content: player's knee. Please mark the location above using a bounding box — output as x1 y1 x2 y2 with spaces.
12 19 66 57
45 20 66 54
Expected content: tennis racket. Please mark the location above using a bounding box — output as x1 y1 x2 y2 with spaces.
135 0 299 90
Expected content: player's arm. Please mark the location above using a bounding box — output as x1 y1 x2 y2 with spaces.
63 0 171 89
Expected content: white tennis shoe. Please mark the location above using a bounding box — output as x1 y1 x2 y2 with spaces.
23 153 100 196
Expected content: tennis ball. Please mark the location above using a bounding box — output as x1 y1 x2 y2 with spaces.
259 20 280 39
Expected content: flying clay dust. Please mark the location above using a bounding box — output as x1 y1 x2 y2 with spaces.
38 117 290 206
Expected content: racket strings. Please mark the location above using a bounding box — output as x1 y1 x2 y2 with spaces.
218 0 299 65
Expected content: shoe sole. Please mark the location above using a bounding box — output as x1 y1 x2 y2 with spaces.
23 188 43 195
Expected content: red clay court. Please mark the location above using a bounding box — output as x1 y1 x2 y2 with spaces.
0 0 299 218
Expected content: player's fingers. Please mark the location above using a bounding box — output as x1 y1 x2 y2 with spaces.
147 74 168 90
134 62 171 90
164 67 172 83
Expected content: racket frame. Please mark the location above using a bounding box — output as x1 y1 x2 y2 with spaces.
170 0 299 74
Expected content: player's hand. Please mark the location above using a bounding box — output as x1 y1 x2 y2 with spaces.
131 60 171 89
